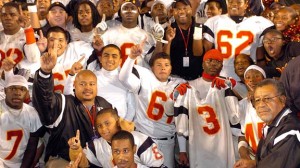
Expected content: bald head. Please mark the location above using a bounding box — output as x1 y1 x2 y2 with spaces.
74 70 97 106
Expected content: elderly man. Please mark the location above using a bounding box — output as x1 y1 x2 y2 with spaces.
234 79 300 168
0 75 43 167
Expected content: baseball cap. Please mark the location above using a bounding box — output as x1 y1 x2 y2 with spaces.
5 75 29 90
48 1 67 12
172 0 191 8
203 49 223 62
244 65 266 79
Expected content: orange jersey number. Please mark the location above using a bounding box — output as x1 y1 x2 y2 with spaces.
217 30 254 59
245 122 263 153
198 106 220 135
147 91 173 124
120 43 134 67
5 130 24 160
0 48 24 67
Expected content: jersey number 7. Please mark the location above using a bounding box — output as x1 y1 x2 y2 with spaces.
5 130 23 160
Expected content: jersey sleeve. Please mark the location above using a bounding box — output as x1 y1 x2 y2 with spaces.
83 141 102 167
63 74 76 95
174 89 190 137
203 16 217 43
133 132 164 167
124 91 136 121
32 70 65 127
119 57 141 93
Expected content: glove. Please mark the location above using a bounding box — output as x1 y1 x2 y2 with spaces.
211 76 236 89
95 21 107 34
170 82 191 100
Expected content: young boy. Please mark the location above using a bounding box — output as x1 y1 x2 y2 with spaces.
68 108 165 168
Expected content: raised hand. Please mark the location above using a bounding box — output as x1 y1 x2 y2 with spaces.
40 40 58 73
129 37 146 60
69 56 85 76
68 130 81 150
1 48 16 72
95 14 107 35
119 118 135 132
37 30 47 53
18 4 30 28
152 16 168 44
92 34 104 51
165 24 176 42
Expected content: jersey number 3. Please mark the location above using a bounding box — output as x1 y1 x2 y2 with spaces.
5 130 23 160
198 106 220 135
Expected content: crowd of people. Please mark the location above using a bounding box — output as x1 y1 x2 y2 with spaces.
0 0 300 167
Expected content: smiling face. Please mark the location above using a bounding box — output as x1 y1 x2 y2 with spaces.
74 71 97 106
227 0 247 16
274 8 297 32
47 31 68 56
5 86 28 109
99 46 122 71
47 6 68 27
263 32 284 59
173 2 192 26
95 112 120 142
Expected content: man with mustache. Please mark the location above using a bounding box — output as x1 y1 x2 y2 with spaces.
32 36 112 167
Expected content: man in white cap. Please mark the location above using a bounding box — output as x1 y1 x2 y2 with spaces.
0 75 43 167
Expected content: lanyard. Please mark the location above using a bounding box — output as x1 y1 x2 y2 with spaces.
84 105 96 129
178 27 191 56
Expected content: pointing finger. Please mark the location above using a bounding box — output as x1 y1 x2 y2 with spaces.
102 14 106 22
75 130 80 140
8 48 15 58
77 55 85 63
39 29 44 39
19 4 24 16
140 36 147 48
155 16 159 24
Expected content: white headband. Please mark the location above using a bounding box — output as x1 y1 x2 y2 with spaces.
5 75 28 90
244 65 266 79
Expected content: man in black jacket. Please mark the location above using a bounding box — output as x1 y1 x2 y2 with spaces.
234 79 300 168
32 40 112 167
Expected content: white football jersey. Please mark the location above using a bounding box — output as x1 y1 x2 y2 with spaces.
174 87 238 168
119 58 186 138
0 101 42 167
204 15 274 80
239 98 264 153
0 28 41 77
101 25 156 68
52 41 93 93
84 131 164 168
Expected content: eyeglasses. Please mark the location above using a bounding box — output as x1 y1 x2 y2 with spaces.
262 37 282 44
253 94 281 106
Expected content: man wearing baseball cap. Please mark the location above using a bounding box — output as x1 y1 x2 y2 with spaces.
0 75 43 167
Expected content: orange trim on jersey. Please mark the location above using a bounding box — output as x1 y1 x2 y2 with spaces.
24 27 36 44
245 122 263 153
